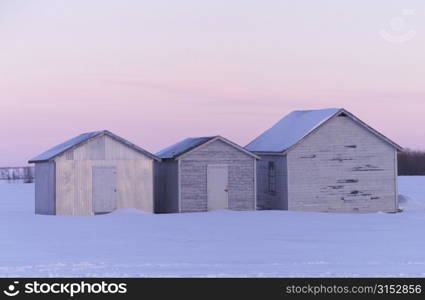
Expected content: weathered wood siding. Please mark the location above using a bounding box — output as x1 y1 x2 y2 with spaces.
286 115 398 213
54 135 154 215
34 162 55 215
155 160 179 213
256 155 287 210
179 140 256 212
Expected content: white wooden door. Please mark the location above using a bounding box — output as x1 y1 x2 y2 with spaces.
92 166 117 214
207 164 228 210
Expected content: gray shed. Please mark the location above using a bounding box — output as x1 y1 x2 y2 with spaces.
246 108 403 213
156 136 259 213
29 130 160 215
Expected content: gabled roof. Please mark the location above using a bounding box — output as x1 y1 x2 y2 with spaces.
245 108 403 154
156 136 216 159
29 130 160 163
157 136 260 160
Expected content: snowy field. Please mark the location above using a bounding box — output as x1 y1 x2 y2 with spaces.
0 176 424 277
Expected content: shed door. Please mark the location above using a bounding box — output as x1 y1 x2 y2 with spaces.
92 166 117 214
207 164 228 210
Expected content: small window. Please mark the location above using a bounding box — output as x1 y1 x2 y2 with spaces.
268 161 276 194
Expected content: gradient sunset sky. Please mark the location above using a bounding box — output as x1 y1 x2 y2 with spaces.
1 0 424 166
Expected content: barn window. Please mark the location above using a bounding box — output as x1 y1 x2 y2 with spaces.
268 161 276 194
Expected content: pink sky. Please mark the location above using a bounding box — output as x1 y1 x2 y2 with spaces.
1 0 424 166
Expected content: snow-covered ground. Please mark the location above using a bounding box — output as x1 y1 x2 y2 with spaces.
0 177 424 277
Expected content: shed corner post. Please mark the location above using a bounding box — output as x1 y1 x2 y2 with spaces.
53 160 57 215
178 159 181 213
254 158 257 210
394 149 399 212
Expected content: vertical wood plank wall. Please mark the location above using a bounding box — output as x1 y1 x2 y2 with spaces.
54 135 154 215
286 115 397 213
179 140 256 212
34 162 55 215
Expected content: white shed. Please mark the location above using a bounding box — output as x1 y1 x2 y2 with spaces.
29 130 160 215
246 108 403 213
156 136 259 213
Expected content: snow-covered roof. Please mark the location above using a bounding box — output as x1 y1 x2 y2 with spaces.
157 136 260 160
156 137 217 159
245 108 402 153
246 108 340 153
29 130 160 163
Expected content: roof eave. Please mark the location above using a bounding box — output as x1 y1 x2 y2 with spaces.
28 159 49 164
175 136 260 160
103 131 161 161
251 151 286 156
29 130 161 163
339 109 404 151
248 108 403 154
159 157 178 161
214 136 261 160
245 108 343 155
29 131 105 163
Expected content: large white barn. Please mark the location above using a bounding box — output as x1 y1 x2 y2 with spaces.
246 108 403 213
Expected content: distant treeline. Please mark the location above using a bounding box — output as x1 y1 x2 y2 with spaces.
0 166 34 183
398 150 425 176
